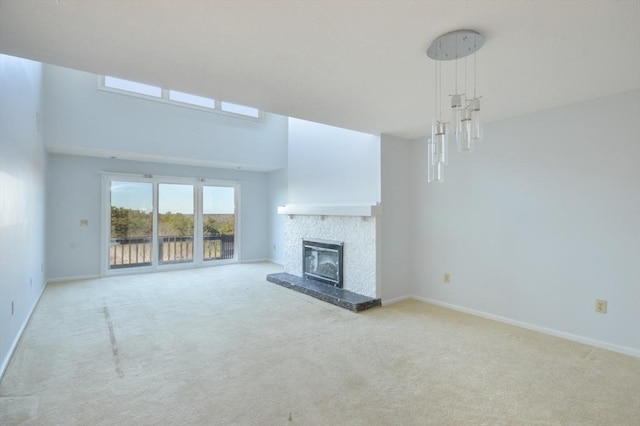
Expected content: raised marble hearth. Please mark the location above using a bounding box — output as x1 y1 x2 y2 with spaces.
266 272 381 312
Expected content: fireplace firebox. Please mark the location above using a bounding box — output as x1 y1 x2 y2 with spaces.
302 239 344 288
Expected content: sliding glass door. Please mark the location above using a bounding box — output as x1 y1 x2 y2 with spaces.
104 174 237 274
158 183 194 264
109 181 153 269
203 185 235 261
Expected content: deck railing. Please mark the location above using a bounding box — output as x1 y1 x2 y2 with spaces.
203 234 235 261
109 237 152 269
109 234 234 268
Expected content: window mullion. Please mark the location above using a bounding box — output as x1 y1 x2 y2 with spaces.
194 182 204 265
152 181 159 269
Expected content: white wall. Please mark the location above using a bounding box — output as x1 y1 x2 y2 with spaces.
411 90 640 355
0 55 47 376
380 134 412 303
47 154 270 280
43 64 288 172
287 118 380 205
267 168 287 265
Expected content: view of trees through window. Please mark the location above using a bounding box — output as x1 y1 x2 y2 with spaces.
110 208 234 239
110 206 152 239
108 179 235 269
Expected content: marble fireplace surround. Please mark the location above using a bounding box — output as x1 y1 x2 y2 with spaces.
267 204 382 311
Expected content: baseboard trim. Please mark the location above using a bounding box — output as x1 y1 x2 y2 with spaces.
0 279 48 381
240 258 270 264
382 295 412 306
48 260 276 282
47 274 100 283
412 296 639 358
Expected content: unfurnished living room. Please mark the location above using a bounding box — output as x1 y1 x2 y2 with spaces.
1 1 639 425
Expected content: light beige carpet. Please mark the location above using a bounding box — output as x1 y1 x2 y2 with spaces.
1 262 638 425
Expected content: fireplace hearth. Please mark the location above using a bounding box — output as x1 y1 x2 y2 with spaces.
266 272 381 312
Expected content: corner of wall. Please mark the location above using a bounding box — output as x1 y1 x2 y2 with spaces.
0 54 48 379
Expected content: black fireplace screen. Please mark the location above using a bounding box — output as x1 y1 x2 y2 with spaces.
302 239 344 288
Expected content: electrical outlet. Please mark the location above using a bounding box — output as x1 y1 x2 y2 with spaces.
595 299 607 314
444 273 451 284
80 219 89 226
11 301 14 315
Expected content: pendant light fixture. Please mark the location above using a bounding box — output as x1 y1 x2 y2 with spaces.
426 29 484 183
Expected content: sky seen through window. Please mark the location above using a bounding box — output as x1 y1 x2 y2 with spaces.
111 181 234 214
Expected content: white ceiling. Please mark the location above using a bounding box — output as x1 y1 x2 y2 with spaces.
1 0 638 140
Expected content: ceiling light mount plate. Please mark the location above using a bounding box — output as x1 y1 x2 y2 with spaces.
427 29 484 61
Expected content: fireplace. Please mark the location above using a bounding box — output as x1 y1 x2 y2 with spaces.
302 239 344 288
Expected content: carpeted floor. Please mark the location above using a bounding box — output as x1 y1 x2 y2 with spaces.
1 262 638 425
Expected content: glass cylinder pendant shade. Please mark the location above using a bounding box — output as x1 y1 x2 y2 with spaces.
431 120 449 165
435 161 444 182
427 138 436 182
427 155 445 183
469 97 483 142
457 107 473 152
427 124 448 183
451 94 463 137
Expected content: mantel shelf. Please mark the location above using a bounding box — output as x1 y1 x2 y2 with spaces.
277 204 382 217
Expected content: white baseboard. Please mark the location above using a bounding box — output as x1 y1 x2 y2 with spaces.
47 274 100 283
240 258 271 264
0 279 48 380
382 295 412 306
412 296 639 358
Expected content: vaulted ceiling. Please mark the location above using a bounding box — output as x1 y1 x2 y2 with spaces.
1 0 638 139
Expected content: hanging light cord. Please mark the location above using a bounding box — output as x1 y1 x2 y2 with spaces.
464 56 468 101
473 46 477 99
438 61 442 121
434 59 438 122
454 34 459 95
455 60 458 95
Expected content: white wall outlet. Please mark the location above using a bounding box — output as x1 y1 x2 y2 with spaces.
595 299 607 314
444 273 451 284
80 219 89 226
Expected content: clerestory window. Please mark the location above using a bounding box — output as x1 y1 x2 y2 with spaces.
98 76 261 119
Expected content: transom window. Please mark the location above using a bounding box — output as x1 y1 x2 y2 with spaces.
99 76 261 119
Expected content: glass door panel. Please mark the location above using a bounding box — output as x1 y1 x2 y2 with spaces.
109 181 153 269
158 183 194 264
202 186 235 261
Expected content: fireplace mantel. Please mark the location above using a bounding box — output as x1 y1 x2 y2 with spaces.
277 203 382 217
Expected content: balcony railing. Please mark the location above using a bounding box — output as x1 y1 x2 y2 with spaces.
159 235 194 264
109 234 234 269
110 237 152 269
203 234 235 261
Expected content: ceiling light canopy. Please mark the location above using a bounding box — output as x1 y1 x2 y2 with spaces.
426 29 484 61
427 29 485 183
